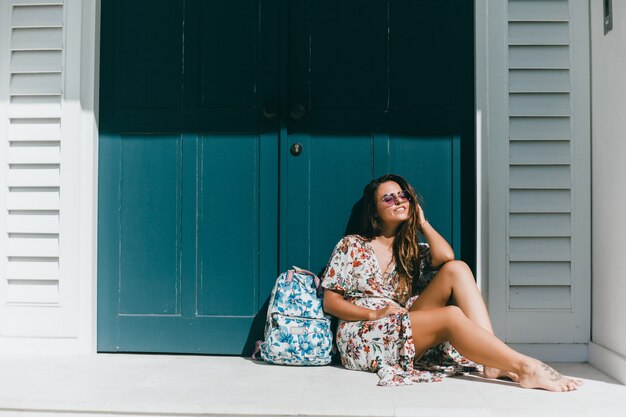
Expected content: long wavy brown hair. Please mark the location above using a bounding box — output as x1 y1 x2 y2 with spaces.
358 174 421 303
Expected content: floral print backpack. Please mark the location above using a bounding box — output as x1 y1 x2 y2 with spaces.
254 266 333 365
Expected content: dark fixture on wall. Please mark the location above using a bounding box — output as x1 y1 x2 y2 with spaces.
604 0 613 35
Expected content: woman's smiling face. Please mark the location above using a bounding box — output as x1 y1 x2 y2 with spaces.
375 181 411 227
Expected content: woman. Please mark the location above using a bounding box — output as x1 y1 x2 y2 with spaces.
321 174 582 391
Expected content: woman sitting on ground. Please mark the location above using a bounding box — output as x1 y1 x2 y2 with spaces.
321 173 582 391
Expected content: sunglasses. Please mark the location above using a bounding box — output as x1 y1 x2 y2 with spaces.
379 190 411 206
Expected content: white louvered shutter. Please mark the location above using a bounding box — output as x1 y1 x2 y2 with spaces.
489 0 590 350
1 1 64 335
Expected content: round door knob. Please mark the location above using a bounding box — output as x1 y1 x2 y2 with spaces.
262 103 279 119
290 143 303 156
289 103 306 121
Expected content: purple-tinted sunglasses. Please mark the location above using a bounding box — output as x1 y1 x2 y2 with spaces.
379 190 411 206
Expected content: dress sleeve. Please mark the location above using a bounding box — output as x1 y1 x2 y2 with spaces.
413 242 440 295
321 236 354 293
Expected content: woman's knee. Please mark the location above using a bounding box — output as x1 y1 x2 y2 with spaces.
439 305 469 336
409 307 462 346
441 304 464 320
410 306 466 343
438 260 475 284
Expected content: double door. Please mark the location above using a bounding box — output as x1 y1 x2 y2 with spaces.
98 0 472 354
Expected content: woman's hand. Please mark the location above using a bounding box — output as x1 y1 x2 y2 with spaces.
416 204 428 233
369 303 408 320
415 204 455 266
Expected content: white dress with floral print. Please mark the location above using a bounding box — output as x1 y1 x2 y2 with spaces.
321 235 480 386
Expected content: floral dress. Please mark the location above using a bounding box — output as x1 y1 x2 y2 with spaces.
321 235 480 386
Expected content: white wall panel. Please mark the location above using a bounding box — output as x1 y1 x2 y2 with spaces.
589 0 626 383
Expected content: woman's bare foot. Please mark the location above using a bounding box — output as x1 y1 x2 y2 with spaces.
483 366 519 382
518 361 583 392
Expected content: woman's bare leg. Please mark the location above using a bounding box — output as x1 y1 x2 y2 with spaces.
410 260 513 380
410 261 491 328
409 306 583 392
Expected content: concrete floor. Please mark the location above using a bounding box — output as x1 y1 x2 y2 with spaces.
0 354 624 417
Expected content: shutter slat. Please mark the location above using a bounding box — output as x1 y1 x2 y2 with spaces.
8 122 61 141
508 0 569 22
7 166 60 187
508 22 569 45
5 280 59 304
509 286 571 309
8 143 61 164
510 140 570 164
509 69 570 92
10 73 62 95
11 50 62 73
509 261 571 286
7 189 60 210
509 45 570 69
11 27 63 50
7 236 59 257
509 165 571 189
509 117 571 140
5 258 59 280
510 213 571 237
510 189 571 213
7 212 60 233
509 93 570 117
8 98 61 118
11 5 63 28
509 237 571 261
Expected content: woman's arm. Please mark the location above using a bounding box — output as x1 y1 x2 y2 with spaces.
323 289 407 321
417 204 455 267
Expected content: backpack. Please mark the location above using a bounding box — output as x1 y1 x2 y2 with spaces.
254 266 333 365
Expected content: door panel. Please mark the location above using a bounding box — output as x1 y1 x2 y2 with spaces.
306 1 388 110
288 1 387 131
119 135 182 315
197 134 261 317
114 1 184 111
194 2 260 109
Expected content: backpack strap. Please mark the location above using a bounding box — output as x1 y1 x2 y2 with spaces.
291 265 321 289
252 340 263 361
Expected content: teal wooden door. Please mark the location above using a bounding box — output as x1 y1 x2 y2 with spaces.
98 0 474 354
98 0 281 353
281 1 472 275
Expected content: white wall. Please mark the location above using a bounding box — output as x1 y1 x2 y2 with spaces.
589 0 626 384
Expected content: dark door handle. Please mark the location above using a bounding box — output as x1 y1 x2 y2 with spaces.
262 103 279 119
289 103 306 121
